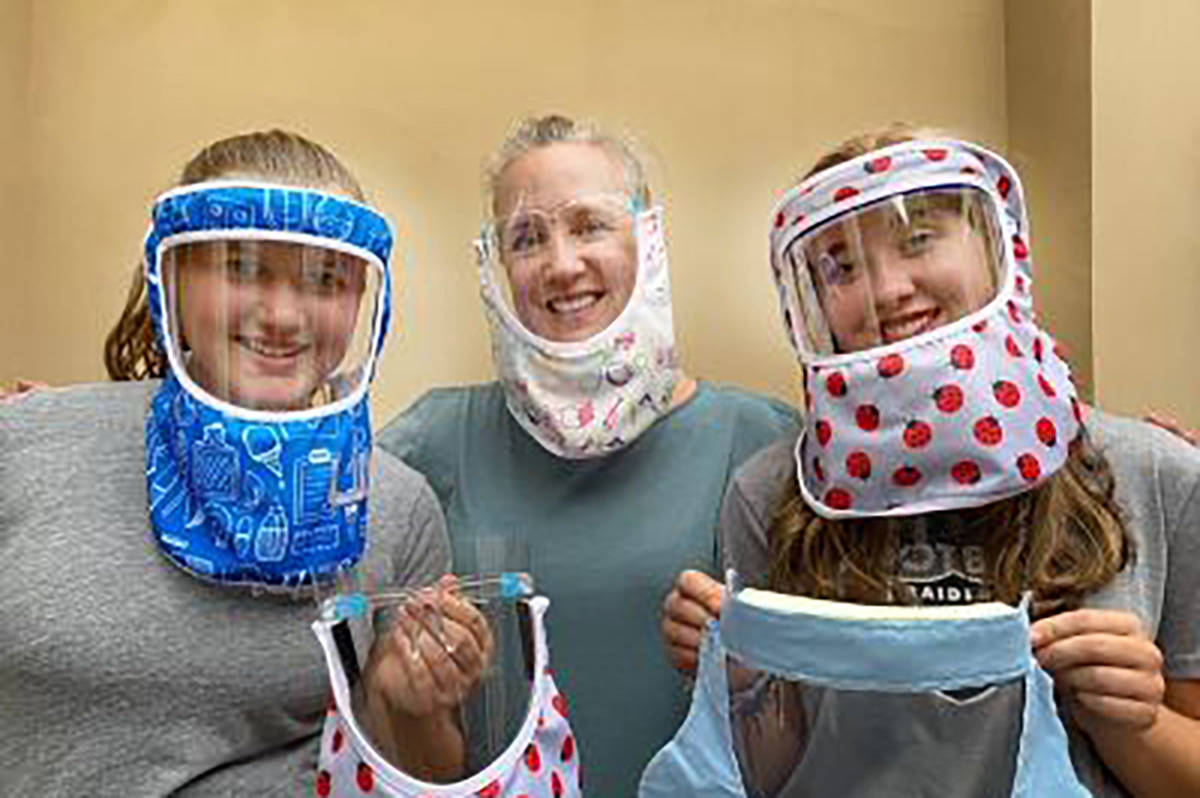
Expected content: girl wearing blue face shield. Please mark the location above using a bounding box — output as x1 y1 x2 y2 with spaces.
0 130 488 795
655 125 1200 797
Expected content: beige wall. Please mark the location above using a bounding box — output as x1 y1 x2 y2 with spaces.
8 0 1010 425
0 0 31 380
1004 0 1093 401
1092 1 1200 429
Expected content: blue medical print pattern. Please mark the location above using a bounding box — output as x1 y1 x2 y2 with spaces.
143 183 394 371
145 374 372 587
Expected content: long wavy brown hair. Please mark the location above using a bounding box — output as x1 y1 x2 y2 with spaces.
768 125 1132 618
103 130 366 381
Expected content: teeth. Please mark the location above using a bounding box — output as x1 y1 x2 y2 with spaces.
882 311 936 342
548 294 600 314
241 339 304 358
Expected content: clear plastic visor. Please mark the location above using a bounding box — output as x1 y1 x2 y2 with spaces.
783 187 1003 356
322 573 537 783
481 192 638 343
161 238 380 412
727 654 1024 797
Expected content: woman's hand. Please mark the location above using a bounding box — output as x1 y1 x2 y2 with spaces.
364 575 495 717
1031 608 1166 733
1145 412 1199 447
661 570 724 675
359 575 495 779
0 379 47 405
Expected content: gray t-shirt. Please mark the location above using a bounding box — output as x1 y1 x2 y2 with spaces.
0 381 451 796
720 408 1200 797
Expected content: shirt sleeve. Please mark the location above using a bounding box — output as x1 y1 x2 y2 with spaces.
1159 437 1200 678
720 474 775 589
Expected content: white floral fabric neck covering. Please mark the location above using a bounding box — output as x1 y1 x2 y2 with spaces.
478 207 680 460
769 140 1082 518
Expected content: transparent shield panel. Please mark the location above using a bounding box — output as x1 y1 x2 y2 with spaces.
783 187 1004 356
161 238 380 411
319 573 537 784
481 192 639 342
727 654 1024 798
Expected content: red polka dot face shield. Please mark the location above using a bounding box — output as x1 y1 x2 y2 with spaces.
768 140 1081 518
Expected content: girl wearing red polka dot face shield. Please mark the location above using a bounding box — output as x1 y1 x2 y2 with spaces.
656 127 1200 798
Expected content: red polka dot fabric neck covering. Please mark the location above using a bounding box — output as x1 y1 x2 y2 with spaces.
311 596 581 797
768 140 1081 518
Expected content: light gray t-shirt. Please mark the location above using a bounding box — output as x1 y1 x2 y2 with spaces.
0 381 451 796
720 408 1200 797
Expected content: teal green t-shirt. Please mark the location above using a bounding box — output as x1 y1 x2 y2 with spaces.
376 380 800 794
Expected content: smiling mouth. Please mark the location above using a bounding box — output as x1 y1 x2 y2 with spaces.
547 292 604 315
880 309 941 343
237 337 309 360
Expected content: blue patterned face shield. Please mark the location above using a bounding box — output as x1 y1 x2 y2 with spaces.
142 181 394 589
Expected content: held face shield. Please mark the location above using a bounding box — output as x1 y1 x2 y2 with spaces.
639 574 1091 797
142 181 394 588
476 191 680 460
767 140 1082 518
312 574 582 796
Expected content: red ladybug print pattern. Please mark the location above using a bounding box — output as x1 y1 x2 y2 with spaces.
952 460 982 485
812 456 826 482
332 728 345 754
1033 337 1044 362
316 770 332 798
1036 417 1057 447
552 693 569 718
1005 335 1023 357
1012 234 1029 260
356 762 375 792
904 420 933 449
1016 453 1041 481
973 416 1004 446
923 148 948 161
551 771 565 798
477 780 502 798
846 451 872 480
834 186 860 202
1037 373 1057 398
856 404 881 431
561 735 575 762
997 174 1012 199
893 465 923 487
972 319 988 333
1007 300 1022 324
992 380 1021 408
934 384 964 413
950 345 975 370
878 353 905 378
774 211 785 229
865 156 892 174
525 743 542 773
826 371 847 397
825 488 853 510
816 419 833 447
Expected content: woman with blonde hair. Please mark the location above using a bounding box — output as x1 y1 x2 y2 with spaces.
657 126 1200 796
377 114 800 793
0 130 483 794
